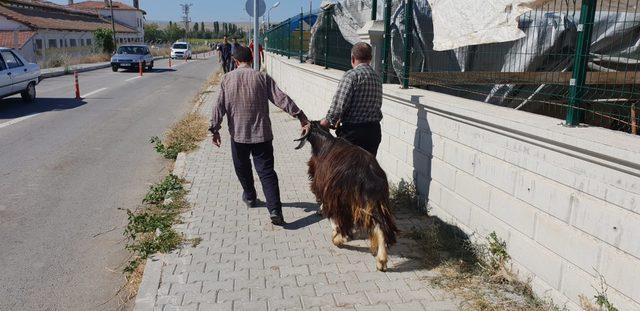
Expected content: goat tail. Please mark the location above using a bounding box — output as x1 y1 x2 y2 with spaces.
373 200 398 247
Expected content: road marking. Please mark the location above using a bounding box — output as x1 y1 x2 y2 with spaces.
125 76 141 82
0 114 38 129
82 87 108 98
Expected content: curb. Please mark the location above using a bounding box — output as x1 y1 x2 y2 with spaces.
132 151 187 311
39 56 170 81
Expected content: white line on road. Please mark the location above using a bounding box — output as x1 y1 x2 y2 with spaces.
82 87 108 98
125 76 141 82
0 114 38 129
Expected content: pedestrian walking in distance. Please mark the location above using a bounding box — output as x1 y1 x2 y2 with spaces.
230 38 242 71
217 36 233 73
210 46 310 226
320 42 383 156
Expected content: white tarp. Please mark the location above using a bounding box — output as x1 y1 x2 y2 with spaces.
427 0 552 50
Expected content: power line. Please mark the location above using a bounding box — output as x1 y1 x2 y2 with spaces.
180 3 193 41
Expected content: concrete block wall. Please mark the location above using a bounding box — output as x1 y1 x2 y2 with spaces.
265 53 640 310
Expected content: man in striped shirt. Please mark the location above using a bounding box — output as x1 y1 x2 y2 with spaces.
210 47 309 225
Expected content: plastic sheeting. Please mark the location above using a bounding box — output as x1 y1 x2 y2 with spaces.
309 0 640 107
428 0 552 50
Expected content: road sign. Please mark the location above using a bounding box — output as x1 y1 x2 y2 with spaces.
245 0 266 17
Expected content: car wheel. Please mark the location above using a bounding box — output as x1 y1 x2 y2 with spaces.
147 61 154 71
112 65 118 72
141 61 147 72
21 82 36 103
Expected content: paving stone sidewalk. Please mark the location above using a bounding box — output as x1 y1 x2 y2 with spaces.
151 94 462 310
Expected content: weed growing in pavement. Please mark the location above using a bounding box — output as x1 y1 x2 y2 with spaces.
150 112 209 159
123 174 195 274
389 179 424 211
390 180 562 310
580 273 619 311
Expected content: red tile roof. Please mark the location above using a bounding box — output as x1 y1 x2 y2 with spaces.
69 1 141 12
0 1 137 33
0 30 35 49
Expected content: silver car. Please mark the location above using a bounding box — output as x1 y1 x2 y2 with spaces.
0 48 40 102
111 45 154 72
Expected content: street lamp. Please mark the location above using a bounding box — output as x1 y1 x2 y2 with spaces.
267 1 280 31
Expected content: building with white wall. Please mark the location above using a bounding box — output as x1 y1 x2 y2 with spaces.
0 0 138 63
68 0 145 44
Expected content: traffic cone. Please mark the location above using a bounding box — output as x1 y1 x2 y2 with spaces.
74 71 81 100
139 62 143 76
169 57 172 68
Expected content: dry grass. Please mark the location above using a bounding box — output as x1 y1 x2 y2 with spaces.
117 261 146 309
163 112 209 154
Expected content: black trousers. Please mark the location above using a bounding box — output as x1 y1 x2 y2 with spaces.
336 122 382 156
230 140 282 215
222 58 232 73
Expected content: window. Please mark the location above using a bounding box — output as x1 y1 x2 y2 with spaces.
69 39 77 47
48 39 57 48
86 38 92 46
60 39 64 47
35 39 43 50
1 51 23 69
80 39 84 46
0 58 6 71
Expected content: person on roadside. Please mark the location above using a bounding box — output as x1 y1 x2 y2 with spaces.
217 36 233 73
230 38 242 71
320 42 383 156
210 46 309 226
248 38 264 69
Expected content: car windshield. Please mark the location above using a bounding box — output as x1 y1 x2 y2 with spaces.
172 44 188 49
117 46 147 55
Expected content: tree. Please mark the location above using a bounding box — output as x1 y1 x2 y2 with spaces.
144 23 164 42
213 21 219 35
94 28 114 53
193 22 199 33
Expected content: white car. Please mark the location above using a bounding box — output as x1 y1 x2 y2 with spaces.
171 42 192 59
0 48 40 102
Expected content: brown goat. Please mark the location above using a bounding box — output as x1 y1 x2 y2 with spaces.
295 122 398 271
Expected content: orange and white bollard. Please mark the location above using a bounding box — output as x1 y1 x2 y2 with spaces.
74 71 81 100
169 57 172 68
139 62 143 76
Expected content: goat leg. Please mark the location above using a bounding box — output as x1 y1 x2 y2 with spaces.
372 224 388 272
330 218 347 247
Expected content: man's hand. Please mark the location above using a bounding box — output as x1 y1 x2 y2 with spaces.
212 132 221 147
320 119 331 129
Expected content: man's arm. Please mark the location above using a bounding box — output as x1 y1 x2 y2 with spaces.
210 81 227 147
266 74 309 126
325 71 356 126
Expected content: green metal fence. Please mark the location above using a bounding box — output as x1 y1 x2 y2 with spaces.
265 0 640 135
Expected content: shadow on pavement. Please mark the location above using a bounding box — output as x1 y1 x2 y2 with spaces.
0 97 87 120
284 212 323 230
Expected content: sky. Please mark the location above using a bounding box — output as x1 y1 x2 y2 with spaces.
51 0 321 23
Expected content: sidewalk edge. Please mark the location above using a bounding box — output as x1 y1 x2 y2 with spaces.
132 151 187 311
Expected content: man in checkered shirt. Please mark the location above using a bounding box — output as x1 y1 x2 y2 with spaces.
320 42 383 156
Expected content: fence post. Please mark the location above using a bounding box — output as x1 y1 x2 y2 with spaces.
323 7 330 69
287 19 292 59
300 9 304 63
381 0 391 83
402 0 413 89
566 0 597 126
371 0 378 20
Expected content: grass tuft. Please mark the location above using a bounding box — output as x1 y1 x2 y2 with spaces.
150 112 209 159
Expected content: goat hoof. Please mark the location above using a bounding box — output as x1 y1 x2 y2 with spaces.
376 260 387 272
332 234 346 247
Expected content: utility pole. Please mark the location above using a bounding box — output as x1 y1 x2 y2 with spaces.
109 0 117 51
180 3 193 41
253 0 259 70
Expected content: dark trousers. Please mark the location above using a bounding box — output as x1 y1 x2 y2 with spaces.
222 58 232 73
336 122 382 156
230 140 282 215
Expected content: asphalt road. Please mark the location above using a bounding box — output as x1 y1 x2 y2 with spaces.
0 56 219 310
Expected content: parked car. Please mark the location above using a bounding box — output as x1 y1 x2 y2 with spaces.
0 48 40 102
171 42 192 59
111 45 154 72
